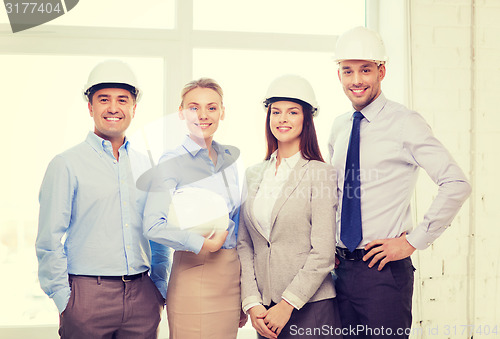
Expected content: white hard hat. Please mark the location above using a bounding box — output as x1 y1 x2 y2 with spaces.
264 74 319 117
167 187 229 238
334 26 388 65
83 59 142 102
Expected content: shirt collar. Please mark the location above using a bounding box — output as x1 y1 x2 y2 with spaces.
85 131 130 153
182 135 212 156
351 92 387 123
269 150 302 170
181 135 232 161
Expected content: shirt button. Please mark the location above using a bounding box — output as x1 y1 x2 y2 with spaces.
127 245 130 249
113 160 117 164
125 224 129 228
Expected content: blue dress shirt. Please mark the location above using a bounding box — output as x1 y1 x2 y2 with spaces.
143 136 241 254
36 132 170 313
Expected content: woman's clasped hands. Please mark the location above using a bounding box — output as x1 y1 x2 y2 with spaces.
248 300 294 338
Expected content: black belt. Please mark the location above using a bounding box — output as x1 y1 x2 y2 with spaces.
336 247 367 261
71 271 148 282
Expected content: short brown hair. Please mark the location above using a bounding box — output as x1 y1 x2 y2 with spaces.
180 78 223 106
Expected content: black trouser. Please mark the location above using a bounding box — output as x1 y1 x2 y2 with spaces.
335 256 415 339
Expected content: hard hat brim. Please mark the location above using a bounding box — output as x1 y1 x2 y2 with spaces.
84 82 141 102
263 96 319 117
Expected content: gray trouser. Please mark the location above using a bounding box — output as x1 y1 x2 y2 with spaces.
59 273 164 339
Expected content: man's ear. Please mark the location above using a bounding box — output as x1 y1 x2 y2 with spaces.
378 64 386 81
88 102 94 117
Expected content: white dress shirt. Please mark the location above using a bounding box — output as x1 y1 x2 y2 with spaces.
253 151 301 239
328 93 471 250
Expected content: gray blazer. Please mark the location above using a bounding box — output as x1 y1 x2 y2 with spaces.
237 157 338 310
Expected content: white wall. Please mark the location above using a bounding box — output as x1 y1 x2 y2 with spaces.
403 0 500 337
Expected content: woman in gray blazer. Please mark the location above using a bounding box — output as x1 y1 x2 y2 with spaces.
237 75 342 339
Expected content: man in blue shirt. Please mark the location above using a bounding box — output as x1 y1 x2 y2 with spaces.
36 59 169 339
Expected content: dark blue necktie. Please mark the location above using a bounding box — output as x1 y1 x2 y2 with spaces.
340 111 364 252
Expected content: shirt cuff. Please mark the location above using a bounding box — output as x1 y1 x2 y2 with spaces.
52 286 71 314
154 280 168 299
281 290 306 310
281 296 299 310
184 232 206 254
243 302 262 314
406 223 448 250
242 295 263 313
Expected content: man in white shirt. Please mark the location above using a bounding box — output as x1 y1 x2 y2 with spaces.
328 26 471 338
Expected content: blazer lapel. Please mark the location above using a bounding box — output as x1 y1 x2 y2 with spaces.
244 163 268 239
270 157 309 229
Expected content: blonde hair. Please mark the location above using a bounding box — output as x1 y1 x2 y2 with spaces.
180 77 224 106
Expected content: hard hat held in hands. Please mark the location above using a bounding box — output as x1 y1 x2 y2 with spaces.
167 187 229 238
334 26 388 65
264 74 319 117
83 59 142 102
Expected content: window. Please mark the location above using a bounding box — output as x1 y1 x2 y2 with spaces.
193 0 364 35
33 0 175 29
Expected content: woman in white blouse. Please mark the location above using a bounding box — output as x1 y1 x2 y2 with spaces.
237 75 342 339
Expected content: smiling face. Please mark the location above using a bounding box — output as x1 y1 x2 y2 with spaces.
338 59 386 111
88 87 136 143
179 87 225 146
269 101 304 151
